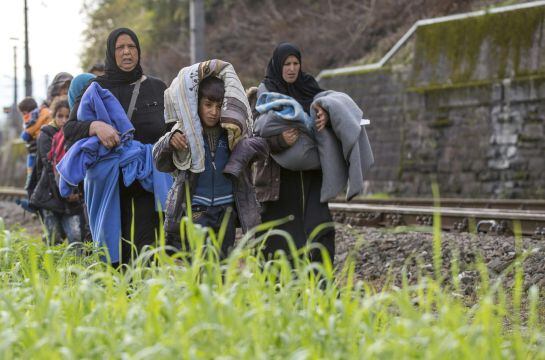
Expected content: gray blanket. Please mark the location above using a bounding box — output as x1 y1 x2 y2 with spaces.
253 91 320 171
255 87 374 201
312 91 374 202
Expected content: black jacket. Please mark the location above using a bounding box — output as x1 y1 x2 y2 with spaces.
30 125 82 214
63 75 168 148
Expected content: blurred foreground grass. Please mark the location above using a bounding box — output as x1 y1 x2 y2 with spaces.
0 216 543 359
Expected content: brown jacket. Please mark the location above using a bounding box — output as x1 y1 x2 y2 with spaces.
252 83 292 202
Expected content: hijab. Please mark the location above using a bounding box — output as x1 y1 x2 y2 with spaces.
263 42 323 113
68 73 96 109
94 28 143 88
47 72 73 103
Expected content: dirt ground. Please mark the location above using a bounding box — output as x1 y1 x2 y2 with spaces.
0 200 43 236
335 223 545 294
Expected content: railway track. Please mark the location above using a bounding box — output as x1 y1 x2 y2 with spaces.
330 198 545 237
0 186 27 201
1 186 543 237
345 197 545 211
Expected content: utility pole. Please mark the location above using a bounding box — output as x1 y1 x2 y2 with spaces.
24 0 32 97
44 74 49 98
190 0 206 63
13 46 18 112
10 37 21 133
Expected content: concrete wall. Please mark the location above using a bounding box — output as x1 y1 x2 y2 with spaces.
319 6 545 198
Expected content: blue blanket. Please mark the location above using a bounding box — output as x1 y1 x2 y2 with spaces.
255 92 315 134
57 82 172 263
254 91 320 171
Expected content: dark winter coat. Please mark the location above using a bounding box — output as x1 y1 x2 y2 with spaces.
30 125 82 215
153 131 267 236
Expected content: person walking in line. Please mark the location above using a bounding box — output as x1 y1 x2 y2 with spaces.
153 60 265 259
31 97 83 245
63 28 170 265
253 43 335 264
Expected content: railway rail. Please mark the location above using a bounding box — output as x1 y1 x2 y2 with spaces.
0 186 543 237
330 198 545 237
0 186 27 201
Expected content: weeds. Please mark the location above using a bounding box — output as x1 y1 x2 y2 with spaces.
0 215 542 359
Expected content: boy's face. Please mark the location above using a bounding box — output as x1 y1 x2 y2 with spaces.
198 97 223 128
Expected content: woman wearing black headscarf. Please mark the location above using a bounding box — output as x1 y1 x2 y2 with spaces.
64 28 169 264
254 43 335 264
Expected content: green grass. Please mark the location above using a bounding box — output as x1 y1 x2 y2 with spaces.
0 216 544 359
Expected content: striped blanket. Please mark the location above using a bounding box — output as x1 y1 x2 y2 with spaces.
164 59 252 173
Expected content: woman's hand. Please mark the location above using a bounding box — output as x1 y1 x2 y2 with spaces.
313 104 329 132
67 193 80 202
169 131 188 150
89 121 120 149
282 128 299 146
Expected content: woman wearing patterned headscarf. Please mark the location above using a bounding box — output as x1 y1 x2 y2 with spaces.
63 28 169 265
253 42 335 265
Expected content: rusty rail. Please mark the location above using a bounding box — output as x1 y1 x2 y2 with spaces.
329 199 545 237
0 186 27 200
344 197 545 211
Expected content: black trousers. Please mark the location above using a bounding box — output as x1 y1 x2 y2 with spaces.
119 183 161 264
260 168 335 264
166 204 237 259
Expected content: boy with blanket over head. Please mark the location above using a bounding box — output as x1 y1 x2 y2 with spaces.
153 60 266 258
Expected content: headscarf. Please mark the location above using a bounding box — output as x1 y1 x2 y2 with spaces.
68 73 96 109
47 72 73 103
263 43 323 113
94 27 143 88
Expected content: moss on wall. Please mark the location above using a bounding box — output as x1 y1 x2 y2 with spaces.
320 66 392 79
429 118 453 128
413 6 545 85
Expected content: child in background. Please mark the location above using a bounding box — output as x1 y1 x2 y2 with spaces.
31 97 83 245
17 97 51 192
18 73 72 193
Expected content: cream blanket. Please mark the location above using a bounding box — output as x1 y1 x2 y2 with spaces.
164 59 252 172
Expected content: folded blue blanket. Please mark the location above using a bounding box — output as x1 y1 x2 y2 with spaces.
255 92 315 134
57 82 172 263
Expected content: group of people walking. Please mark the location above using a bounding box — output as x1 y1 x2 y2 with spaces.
18 27 373 267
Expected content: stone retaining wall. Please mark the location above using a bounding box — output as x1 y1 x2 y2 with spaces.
320 6 545 198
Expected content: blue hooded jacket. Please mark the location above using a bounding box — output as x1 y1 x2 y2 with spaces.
57 82 172 263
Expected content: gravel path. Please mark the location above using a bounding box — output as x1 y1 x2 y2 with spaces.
335 223 545 294
0 200 42 236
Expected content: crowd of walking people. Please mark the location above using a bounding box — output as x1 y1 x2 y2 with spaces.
17 28 373 267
